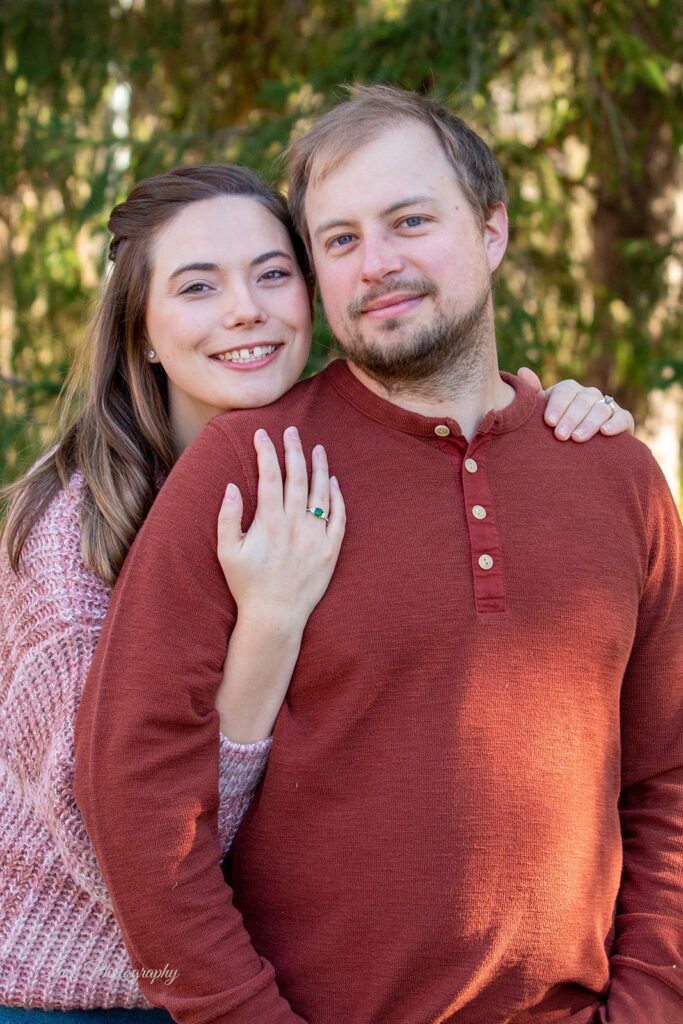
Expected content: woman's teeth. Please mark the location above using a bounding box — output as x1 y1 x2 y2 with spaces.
214 345 278 364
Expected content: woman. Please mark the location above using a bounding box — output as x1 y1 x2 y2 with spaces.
0 163 631 1022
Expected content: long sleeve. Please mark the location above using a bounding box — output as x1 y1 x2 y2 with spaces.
0 482 114 906
73 421 304 1024
599 457 683 1022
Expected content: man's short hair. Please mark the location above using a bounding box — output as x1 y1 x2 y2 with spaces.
285 83 507 251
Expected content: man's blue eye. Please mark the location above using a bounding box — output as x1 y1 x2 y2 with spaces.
331 235 354 248
403 216 424 227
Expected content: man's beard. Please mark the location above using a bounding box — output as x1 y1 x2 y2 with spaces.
336 278 493 396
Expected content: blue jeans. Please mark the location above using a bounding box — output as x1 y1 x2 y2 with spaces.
0 1009 174 1024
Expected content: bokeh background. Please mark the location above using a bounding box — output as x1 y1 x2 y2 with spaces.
1 0 682 500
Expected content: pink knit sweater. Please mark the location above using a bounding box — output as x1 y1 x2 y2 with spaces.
0 474 271 1009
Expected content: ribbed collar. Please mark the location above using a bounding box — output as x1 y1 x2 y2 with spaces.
324 358 537 439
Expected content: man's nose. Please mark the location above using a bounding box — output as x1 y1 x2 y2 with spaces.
360 232 404 283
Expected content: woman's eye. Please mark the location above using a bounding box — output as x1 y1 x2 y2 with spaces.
401 216 425 228
260 268 291 282
179 282 211 295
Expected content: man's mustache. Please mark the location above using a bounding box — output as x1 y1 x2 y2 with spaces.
347 278 439 319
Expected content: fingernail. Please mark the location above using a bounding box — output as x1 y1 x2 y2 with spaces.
225 483 238 501
330 475 339 489
546 411 558 425
313 444 326 458
255 428 267 441
556 425 569 438
284 425 300 441
573 427 587 439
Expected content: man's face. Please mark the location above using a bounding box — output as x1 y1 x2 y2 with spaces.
305 121 508 385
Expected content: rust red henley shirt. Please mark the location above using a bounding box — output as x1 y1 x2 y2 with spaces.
74 363 683 1024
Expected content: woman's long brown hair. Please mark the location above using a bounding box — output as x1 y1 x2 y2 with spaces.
1 164 311 586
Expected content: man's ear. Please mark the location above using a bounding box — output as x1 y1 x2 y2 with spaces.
485 203 508 274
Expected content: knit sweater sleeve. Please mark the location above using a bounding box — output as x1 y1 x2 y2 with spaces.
216 734 271 853
599 455 683 1022
0 475 270 911
0 480 114 904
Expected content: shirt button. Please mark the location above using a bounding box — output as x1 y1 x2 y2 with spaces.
478 554 494 570
472 505 487 520
464 458 478 474
434 424 450 437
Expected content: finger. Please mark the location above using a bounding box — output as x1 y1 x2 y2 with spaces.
326 475 346 553
553 387 605 440
600 405 635 436
254 429 284 517
543 379 580 429
517 366 544 394
283 425 309 513
217 482 244 562
308 444 331 519
568 402 614 442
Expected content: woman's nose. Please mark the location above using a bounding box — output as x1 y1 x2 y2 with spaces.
221 285 266 328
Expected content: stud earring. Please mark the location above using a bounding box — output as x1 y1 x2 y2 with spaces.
147 349 156 360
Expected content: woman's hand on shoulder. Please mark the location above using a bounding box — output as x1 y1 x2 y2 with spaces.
517 367 635 441
217 426 345 635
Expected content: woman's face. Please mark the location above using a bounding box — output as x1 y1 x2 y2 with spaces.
145 194 312 451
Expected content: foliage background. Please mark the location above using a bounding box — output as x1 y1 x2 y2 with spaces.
1 0 682 487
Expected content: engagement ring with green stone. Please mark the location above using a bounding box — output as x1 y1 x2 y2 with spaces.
306 506 329 523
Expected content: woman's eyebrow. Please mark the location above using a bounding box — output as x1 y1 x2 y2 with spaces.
169 252 293 279
250 250 293 266
168 261 218 280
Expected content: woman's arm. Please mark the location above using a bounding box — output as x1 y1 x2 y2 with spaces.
214 426 345 744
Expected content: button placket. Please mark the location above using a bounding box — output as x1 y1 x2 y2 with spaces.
461 437 506 614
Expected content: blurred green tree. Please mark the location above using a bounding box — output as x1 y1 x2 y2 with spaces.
1 0 681 484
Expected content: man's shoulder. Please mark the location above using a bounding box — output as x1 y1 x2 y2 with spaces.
529 395 655 470
525 396 676 518
211 364 337 443
160 363 342 500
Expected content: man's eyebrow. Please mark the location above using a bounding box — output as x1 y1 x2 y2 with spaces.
314 196 437 238
314 218 355 239
381 195 436 216
168 262 218 280
251 250 293 266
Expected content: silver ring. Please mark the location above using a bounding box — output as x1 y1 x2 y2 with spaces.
599 395 617 413
306 506 329 523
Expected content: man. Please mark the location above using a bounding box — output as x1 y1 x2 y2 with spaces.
74 86 682 1024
